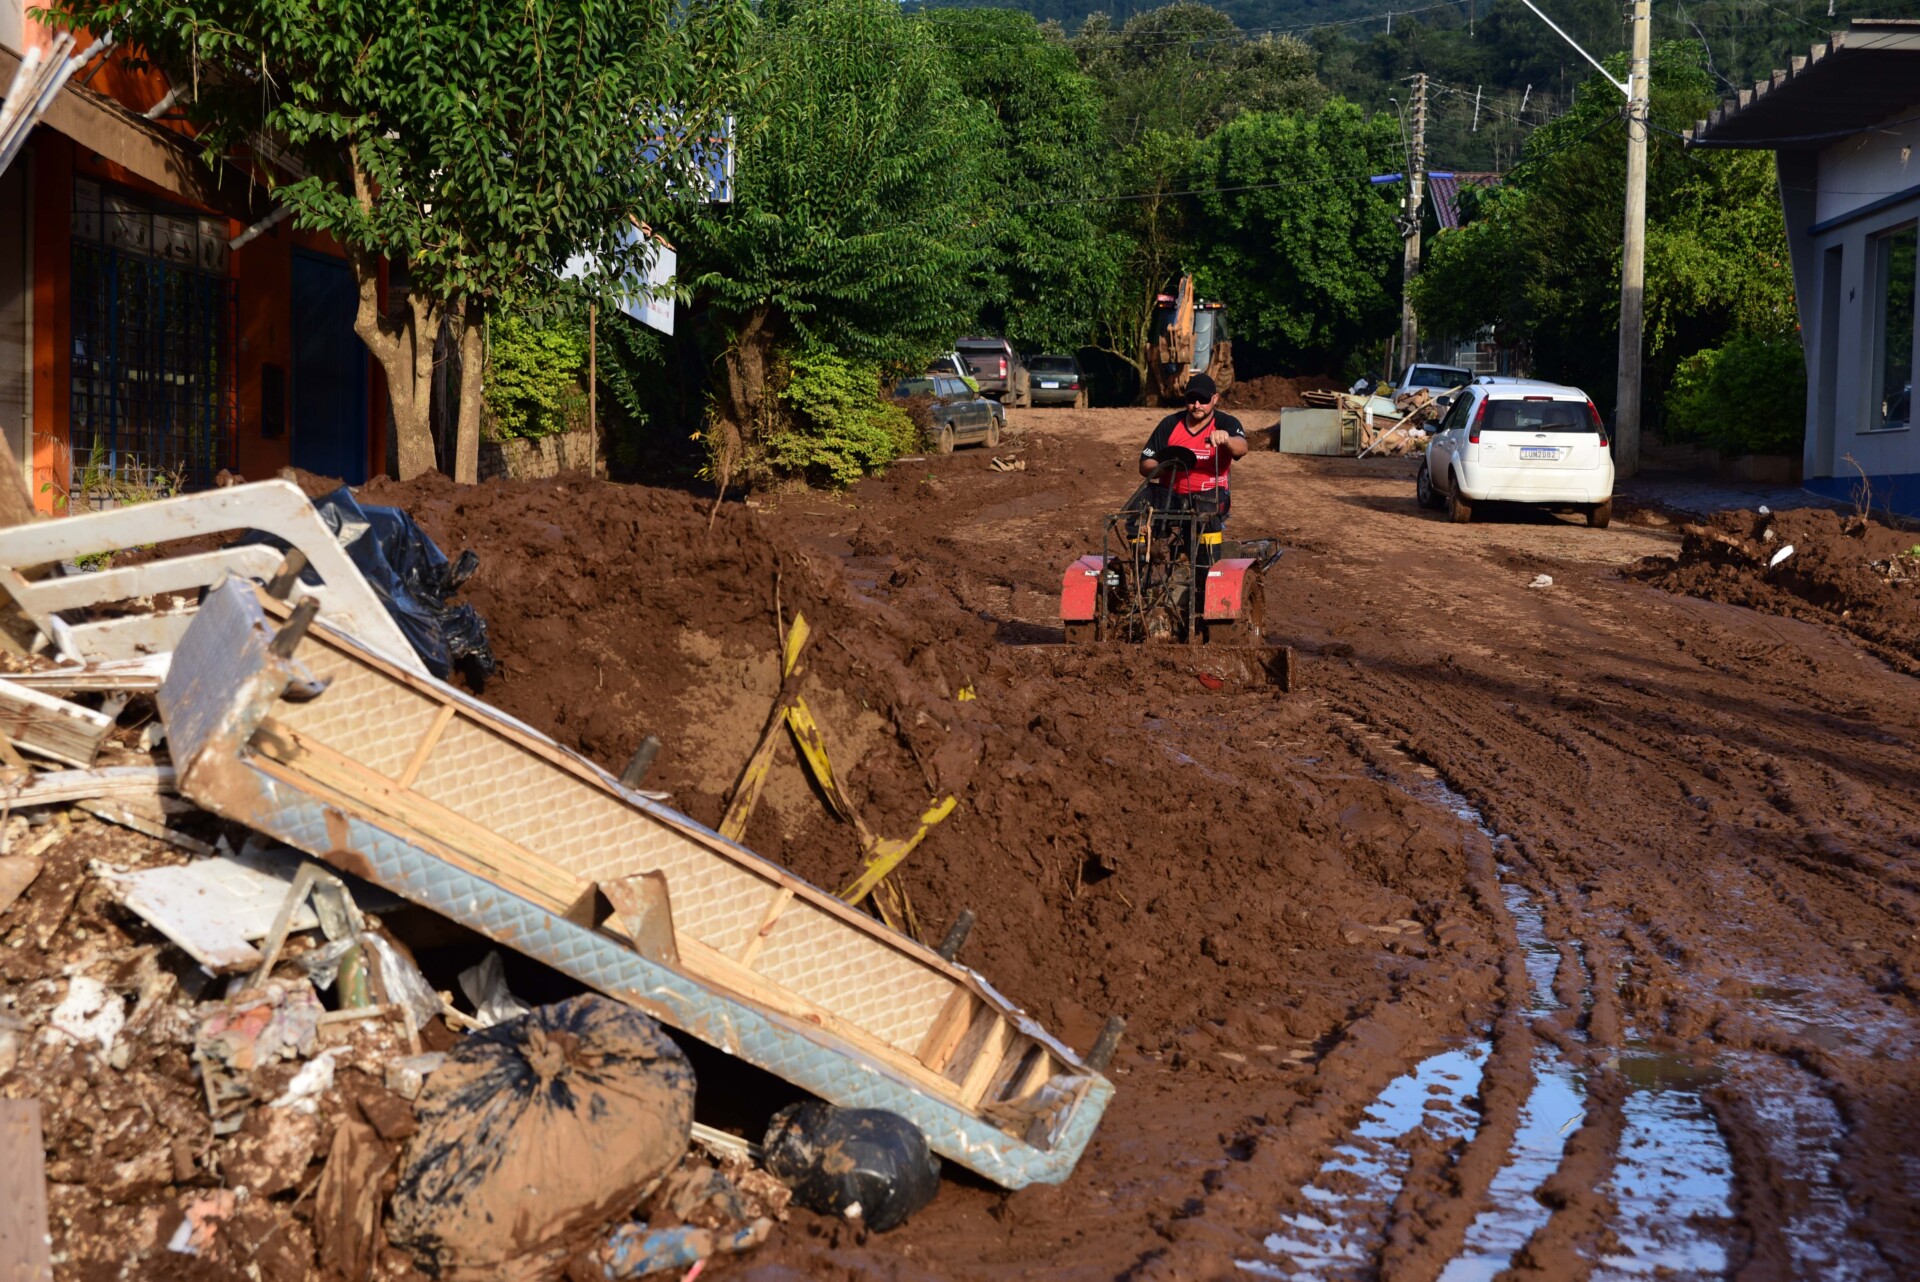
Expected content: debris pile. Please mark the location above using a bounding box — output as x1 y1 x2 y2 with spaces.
1637 506 1920 673
1299 388 1440 456
0 475 1112 1279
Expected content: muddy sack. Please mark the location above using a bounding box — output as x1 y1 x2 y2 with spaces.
763 1102 940 1232
388 994 695 1277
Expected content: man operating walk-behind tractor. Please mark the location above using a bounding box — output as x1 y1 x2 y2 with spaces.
1058 375 1294 690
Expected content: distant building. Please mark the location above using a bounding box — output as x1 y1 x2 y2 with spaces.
1688 20 1920 514
1 3 389 510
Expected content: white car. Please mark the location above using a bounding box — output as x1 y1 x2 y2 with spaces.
1415 379 1615 527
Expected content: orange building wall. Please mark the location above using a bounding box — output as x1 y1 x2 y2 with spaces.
29 124 389 505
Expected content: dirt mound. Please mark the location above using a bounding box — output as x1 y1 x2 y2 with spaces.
354 468 1472 1052
1222 374 1343 411
1635 506 1920 672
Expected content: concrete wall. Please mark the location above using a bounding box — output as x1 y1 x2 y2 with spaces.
1788 112 1920 495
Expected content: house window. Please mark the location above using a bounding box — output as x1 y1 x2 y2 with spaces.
1870 223 1915 431
68 179 238 496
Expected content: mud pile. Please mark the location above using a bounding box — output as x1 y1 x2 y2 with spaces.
1221 374 1343 411
1636 506 1920 672
357 469 1475 1051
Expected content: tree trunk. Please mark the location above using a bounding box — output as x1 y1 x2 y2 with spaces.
346 147 441 481
713 305 776 488
454 303 483 485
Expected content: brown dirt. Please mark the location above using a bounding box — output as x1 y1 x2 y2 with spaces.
1634 505 1920 673
1220 373 1343 410
10 408 1920 1281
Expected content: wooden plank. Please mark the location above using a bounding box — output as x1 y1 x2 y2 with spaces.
0 766 174 808
959 1019 1018 1110
395 703 457 789
0 679 114 768
250 724 588 914
0 657 168 693
915 988 977 1072
0 1100 53 1282
718 616 813 842
679 936 966 1101
736 886 794 968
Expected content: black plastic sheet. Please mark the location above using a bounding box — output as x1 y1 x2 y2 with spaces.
248 487 497 683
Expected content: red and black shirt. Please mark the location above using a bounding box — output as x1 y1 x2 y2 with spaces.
1140 411 1246 494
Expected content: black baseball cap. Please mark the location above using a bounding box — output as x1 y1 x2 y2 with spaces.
1185 374 1218 402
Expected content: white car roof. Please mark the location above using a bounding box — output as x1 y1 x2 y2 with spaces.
1473 378 1589 399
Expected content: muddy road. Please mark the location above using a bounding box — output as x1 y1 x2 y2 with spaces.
741 407 1919 1280
12 406 1913 1282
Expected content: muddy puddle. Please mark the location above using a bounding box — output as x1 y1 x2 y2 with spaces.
1241 748 1741 1280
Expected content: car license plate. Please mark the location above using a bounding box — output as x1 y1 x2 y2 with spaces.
1040 381 1060 388
1520 446 1560 460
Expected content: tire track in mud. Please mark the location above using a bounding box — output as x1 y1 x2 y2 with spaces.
1305 552 1919 1278
1303 715 1744 1282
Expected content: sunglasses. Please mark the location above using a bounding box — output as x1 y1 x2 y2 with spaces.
1187 396 1214 405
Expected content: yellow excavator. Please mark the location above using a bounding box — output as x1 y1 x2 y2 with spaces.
1145 275 1235 406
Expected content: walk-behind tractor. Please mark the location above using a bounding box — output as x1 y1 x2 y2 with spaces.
1059 454 1292 687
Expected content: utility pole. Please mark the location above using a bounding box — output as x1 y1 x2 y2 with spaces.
1614 0 1652 478
1399 72 1428 377
1513 0 1650 475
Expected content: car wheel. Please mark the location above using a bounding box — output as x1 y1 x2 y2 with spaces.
1447 480 1473 524
986 417 1002 448
1587 498 1613 529
1416 463 1441 510
937 423 956 455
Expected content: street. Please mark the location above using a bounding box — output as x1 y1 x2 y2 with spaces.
724 405 1920 1279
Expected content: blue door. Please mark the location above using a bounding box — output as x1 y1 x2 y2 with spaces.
290 252 369 483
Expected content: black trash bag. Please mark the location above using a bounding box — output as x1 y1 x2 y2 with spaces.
762 1102 941 1232
387 994 696 1277
246 486 496 683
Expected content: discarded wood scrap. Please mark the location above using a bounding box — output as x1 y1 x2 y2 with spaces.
158 580 1110 1189
717 610 956 938
0 678 115 767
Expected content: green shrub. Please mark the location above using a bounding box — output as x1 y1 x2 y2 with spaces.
769 348 920 486
483 312 589 440
1663 334 1807 456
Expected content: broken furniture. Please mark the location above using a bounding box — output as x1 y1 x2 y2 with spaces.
159 580 1113 1189
0 479 423 675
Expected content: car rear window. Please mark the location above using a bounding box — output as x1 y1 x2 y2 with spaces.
1483 399 1592 432
894 378 935 397
1408 366 1472 388
1030 357 1076 373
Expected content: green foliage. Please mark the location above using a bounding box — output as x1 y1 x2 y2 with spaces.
1409 42 1793 421
1663 334 1807 456
671 0 993 365
928 8 1124 353
482 313 588 441
1188 99 1402 369
1645 150 1796 354
770 349 921 485
56 0 751 314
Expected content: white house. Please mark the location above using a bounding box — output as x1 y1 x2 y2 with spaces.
1688 20 1920 514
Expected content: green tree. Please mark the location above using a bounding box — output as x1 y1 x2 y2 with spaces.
56 0 748 480
1410 42 1788 421
1187 99 1403 370
668 0 994 484
927 7 1124 354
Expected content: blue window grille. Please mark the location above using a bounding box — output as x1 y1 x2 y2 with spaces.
69 178 238 495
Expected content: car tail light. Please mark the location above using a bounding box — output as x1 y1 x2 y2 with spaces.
998 358 1008 377
1468 398 1488 444
1587 400 1609 446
